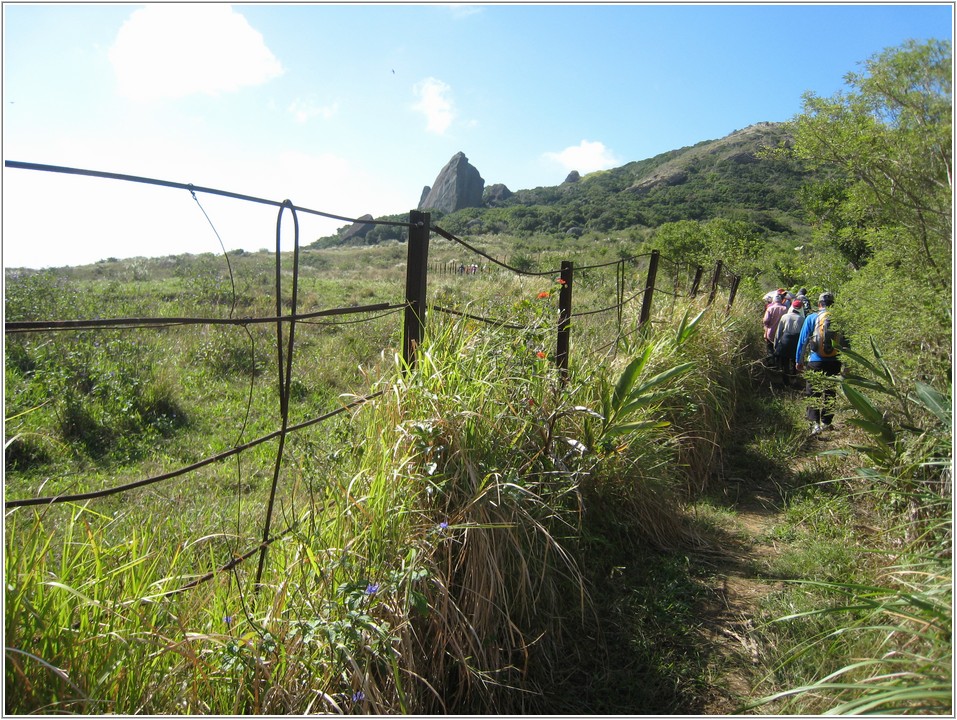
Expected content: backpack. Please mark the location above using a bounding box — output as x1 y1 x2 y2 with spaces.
812 311 841 358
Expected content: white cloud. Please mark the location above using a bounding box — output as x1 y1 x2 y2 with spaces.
288 97 340 124
109 4 283 102
543 140 620 174
412 77 455 134
447 5 484 19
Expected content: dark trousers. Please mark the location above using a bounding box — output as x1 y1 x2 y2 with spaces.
776 338 799 386
805 359 842 425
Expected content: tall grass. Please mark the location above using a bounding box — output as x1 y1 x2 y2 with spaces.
749 339 952 715
5 248 752 713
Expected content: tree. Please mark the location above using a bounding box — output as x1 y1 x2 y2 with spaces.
650 220 708 267
790 39 952 384
790 39 952 286
702 218 765 278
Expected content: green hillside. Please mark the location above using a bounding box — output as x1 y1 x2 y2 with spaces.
315 121 812 247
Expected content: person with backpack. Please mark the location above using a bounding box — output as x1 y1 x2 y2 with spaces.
795 292 843 435
794 287 811 315
774 299 805 387
762 292 789 359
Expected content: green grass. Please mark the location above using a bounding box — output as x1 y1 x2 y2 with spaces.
5 240 950 714
746 346 953 715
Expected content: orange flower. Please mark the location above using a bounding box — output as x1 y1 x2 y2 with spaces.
536 351 547 359
537 291 551 299
556 277 567 285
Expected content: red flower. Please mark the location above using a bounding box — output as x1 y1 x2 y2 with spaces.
556 278 567 285
537 291 551 299
536 351 547 359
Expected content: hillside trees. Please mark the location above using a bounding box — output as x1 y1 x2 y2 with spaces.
790 38 952 383
650 217 768 293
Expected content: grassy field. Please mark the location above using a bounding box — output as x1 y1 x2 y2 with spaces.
5 235 950 713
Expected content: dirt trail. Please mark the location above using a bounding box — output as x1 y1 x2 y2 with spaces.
693 483 786 713
691 379 835 714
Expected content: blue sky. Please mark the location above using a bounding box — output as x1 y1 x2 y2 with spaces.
2 3 952 268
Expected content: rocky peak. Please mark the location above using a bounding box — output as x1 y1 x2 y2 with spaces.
418 152 485 214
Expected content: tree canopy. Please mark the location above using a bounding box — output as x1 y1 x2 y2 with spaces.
789 39 952 384
791 38 952 286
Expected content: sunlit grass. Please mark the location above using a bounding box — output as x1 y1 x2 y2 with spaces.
7 241 949 714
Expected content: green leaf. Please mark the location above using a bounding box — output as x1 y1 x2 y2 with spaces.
618 389 678 416
841 373 896 396
675 308 707 345
840 347 891 388
846 417 895 443
612 344 654 412
602 419 671 438
627 362 696 400
912 382 950 425
842 383 886 426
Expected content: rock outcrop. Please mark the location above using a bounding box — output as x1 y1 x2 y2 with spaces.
563 170 581 184
483 183 513 207
627 170 688 196
418 152 485 213
339 214 375 243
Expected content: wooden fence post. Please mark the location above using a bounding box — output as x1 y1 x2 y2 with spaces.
556 261 573 381
690 265 703 298
726 274 740 313
616 259 625 334
707 260 723 306
403 210 430 370
638 249 660 328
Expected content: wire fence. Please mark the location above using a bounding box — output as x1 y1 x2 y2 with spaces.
3 159 740 592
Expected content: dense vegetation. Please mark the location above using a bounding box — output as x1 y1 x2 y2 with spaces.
5 40 950 714
311 121 812 254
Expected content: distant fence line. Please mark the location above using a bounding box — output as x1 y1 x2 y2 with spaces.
3 160 740 591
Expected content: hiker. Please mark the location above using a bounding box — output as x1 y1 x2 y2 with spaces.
762 292 789 358
794 287 811 314
774 300 805 387
763 287 793 308
795 292 844 435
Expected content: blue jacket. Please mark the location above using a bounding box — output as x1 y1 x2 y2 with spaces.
796 311 840 364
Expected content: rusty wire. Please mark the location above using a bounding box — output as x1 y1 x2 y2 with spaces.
4 159 740 591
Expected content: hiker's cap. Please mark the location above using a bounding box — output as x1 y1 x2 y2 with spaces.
818 292 834 306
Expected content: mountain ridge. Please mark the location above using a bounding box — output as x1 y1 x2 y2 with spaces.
322 121 810 247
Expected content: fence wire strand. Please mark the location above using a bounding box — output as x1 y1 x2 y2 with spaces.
5 160 413 228
430 224 562 277
4 392 383 509
5 159 742 592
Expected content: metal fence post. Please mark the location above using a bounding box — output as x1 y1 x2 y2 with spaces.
638 249 660 328
556 261 573 381
403 210 430 370
707 260 723 306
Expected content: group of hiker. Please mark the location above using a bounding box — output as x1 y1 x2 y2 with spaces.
762 287 844 436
